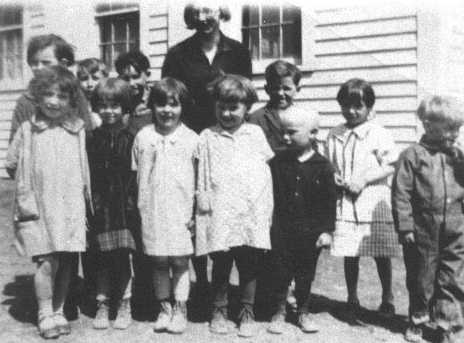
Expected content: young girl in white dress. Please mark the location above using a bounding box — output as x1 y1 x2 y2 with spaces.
132 77 198 334
195 74 274 338
6 66 91 339
325 78 401 319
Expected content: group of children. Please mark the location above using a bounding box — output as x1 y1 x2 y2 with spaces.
5 33 464 343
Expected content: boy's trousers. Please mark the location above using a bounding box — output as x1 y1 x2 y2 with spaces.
270 235 321 314
403 203 464 330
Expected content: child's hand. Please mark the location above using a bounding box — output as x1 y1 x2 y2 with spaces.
334 173 347 188
346 177 367 195
134 103 152 117
400 232 415 245
187 219 195 237
316 233 332 249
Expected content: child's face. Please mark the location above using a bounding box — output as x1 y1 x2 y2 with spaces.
98 100 123 126
424 120 460 150
39 84 71 120
341 101 370 128
282 117 318 150
216 101 247 132
153 95 182 134
119 66 147 99
265 76 299 110
29 46 60 76
79 70 105 99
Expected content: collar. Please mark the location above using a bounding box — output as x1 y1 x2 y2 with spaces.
31 110 85 134
297 149 315 163
189 31 232 54
150 123 186 146
211 122 254 138
333 121 372 141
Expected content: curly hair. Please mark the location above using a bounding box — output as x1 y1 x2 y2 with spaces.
28 65 80 108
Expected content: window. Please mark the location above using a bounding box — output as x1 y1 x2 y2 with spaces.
242 4 301 63
0 5 23 83
96 2 139 69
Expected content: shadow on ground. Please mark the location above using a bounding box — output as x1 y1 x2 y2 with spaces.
2 274 36 324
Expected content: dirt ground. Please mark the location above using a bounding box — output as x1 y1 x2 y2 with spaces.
0 178 457 343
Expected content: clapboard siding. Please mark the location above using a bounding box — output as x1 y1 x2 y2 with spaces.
146 9 168 80
303 7 419 144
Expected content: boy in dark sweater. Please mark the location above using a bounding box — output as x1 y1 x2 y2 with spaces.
268 106 336 334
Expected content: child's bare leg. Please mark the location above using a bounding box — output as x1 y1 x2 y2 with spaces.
169 256 189 333
374 257 393 304
93 252 111 329
35 254 59 338
52 252 74 314
344 257 360 304
35 255 59 317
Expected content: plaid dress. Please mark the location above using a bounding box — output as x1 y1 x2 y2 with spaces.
87 123 137 252
325 121 401 257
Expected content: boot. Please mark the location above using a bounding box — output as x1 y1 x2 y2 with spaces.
210 306 231 335
237 305 256 338
167 301 188 334
113 298 132 330
53 310 71 335
38 313 60 339
154 300 172 332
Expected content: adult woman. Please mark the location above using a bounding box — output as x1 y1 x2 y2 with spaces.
161 3 252 133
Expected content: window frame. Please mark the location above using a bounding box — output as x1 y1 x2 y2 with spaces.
95 4 140 71
0 5 24 89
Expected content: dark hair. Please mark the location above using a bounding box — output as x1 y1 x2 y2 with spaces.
28 65 80 108
27 34 75 66
114 50 150 76
147 77 193 120
183 3 231 30
265 60 302 86
209 74 258 110
336 78 375 109
77 58 109 79
90 78 134 114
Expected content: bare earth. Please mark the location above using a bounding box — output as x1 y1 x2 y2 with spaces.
0 178 455 343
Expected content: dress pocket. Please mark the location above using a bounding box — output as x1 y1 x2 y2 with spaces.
15 188 39 222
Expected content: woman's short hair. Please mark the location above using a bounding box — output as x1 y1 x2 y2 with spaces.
27 34 75 66
147 77 193 117
90 77 134 114
77 58 109 79
417 95 464 128
184 3 231 30
29 65 80 108
209 74 258 110
336 78 375 109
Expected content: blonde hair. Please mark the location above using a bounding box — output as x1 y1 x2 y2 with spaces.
280 105 320 130
417 95 464 129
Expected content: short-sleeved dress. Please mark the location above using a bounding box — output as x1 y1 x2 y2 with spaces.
132 124 198 256
325 120 401 257
6 115 90 257
195 123 274 256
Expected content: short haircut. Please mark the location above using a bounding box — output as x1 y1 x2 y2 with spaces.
417 95 464 129
336 78 375 109
184 3 231 30
280 105 320 130
114 51 150 75
209 74 258 110
147 77 193 117
29 65 80 108
27 34 75 66
76 58 109 79
90 77 134 113
265 60 302 86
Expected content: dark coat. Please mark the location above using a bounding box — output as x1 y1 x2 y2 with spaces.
270 150 337 251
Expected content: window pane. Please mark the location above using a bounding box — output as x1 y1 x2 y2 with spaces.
282 4 300 22
0 6 22 26
128 16 139 41
262 26 279 58
101 45 112 68
262 6 279 25
113 42 127 60
114 18 127 42
100 19 111 43
6 31 17 79
282 24 301 59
